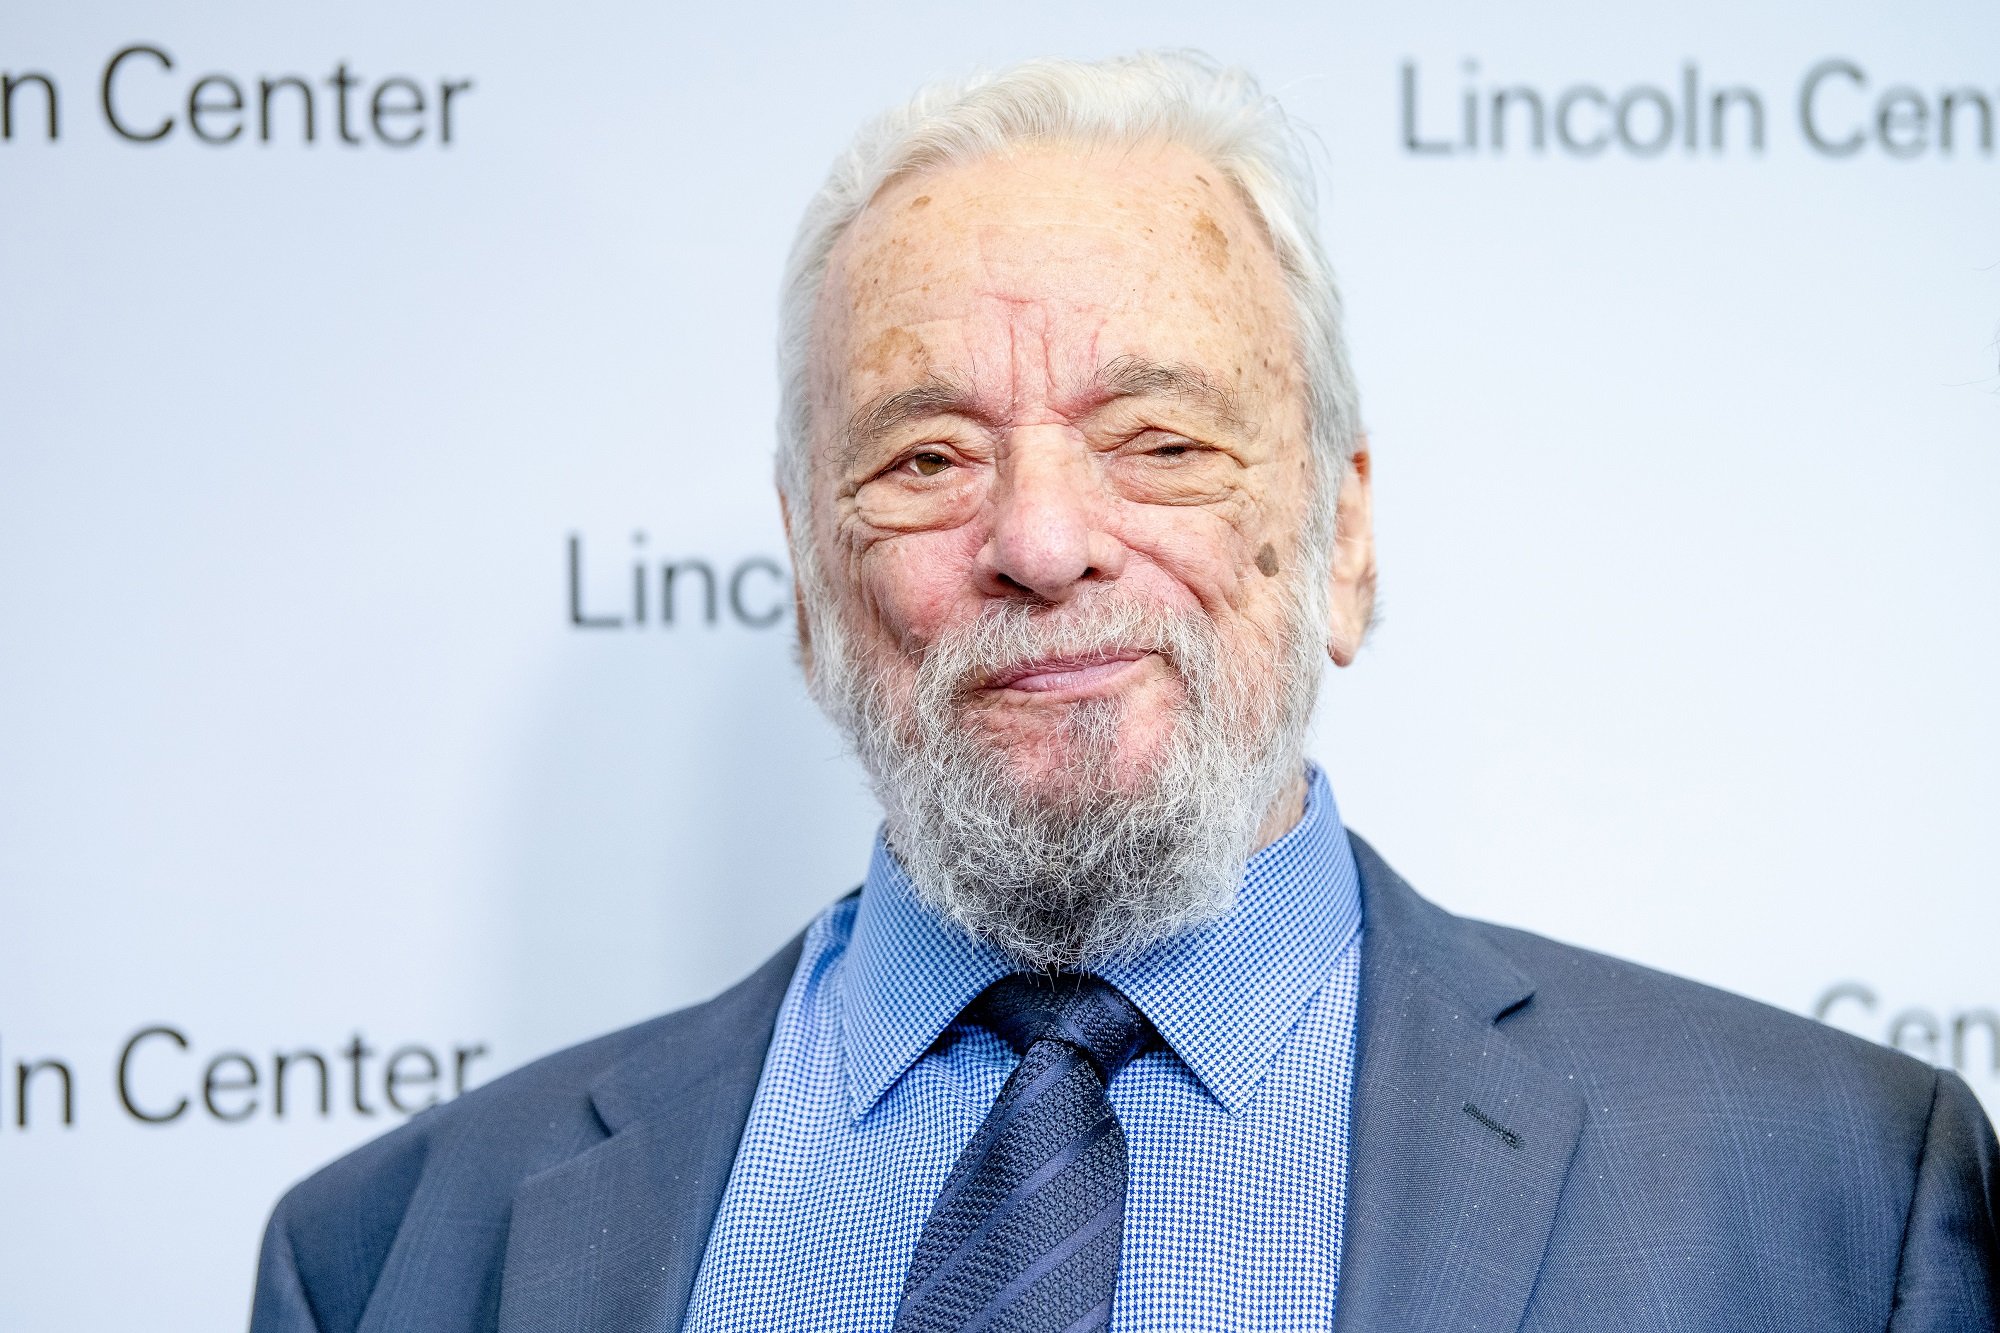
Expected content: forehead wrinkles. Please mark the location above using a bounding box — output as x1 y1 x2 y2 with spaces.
960 291 1110 420
820 273 1120 433
812 145 1296 438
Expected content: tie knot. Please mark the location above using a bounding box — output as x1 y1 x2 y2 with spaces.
969 974 1157 1082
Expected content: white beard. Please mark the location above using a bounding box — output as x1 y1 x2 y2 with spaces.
807 571 1328 971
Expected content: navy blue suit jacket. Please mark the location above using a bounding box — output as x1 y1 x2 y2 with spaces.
250 837 2000 1330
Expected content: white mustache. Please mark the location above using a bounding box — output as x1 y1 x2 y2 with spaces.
914 593 1204 703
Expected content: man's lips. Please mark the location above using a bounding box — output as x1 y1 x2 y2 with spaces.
982 652 1150 695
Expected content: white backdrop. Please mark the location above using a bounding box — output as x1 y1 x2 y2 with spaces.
2 2 1995 1328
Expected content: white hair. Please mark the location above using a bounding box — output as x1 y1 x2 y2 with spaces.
774 49 1361 550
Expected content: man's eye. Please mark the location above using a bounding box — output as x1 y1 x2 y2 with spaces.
906 452 953 477
1145 438 1197 459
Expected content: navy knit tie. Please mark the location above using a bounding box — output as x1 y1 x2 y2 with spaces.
893 974 1157 1333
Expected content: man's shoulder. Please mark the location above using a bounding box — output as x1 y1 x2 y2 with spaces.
1472 911 1936 1102
1436 901 1980 1196
1344 844 1999 1324
275 1010 667 1231
1349 833 1950 1128
256 930 805 1331
259 1009 679 1326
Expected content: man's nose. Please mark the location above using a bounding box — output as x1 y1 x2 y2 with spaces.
977 432 1124 602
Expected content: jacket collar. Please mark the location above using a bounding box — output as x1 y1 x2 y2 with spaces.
1332 834 1584 1333
494 931 804 1333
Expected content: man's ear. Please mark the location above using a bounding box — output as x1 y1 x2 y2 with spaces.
778 490 814 675
1326 441 1377 668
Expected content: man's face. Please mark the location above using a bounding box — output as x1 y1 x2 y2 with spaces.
802 139 1346 805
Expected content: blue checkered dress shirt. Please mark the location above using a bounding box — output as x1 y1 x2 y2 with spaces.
682 764 1365 1331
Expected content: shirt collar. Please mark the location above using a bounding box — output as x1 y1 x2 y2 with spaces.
839 839 1014 1119
837 764 1363 1119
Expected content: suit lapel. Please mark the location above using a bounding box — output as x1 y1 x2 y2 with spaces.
496 932 803 1333
1333 838 1584 1333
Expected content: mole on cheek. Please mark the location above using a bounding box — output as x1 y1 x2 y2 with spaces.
1255 543 1281 577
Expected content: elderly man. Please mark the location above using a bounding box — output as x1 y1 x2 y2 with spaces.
251 53 1997 1332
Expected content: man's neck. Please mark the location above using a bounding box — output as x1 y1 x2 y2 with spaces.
1252 769 1311 854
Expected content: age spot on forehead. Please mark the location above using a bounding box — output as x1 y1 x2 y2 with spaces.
1255 543 1281 577
859 325 927 378
907 195 932 210
1192 212 1230 272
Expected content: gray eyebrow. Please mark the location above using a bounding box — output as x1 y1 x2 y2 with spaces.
1092 354 1247 432
844 373 978 465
